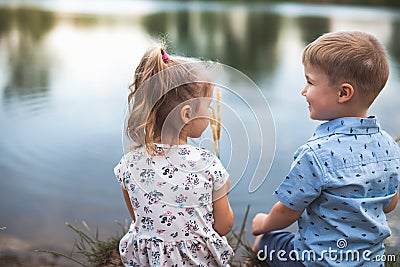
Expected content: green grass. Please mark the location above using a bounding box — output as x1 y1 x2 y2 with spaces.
227 205 269 267
36 221 128 267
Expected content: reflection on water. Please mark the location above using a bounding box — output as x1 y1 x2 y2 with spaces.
296 16 330 45
1 1 400 258
388 20 400 73
0 8 54 101
142 10 282 81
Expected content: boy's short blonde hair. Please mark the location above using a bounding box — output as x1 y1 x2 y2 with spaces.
302 31 389 106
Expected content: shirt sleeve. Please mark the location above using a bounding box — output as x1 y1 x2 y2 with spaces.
208 155 230 192
274 144 325 211
114 155 129 190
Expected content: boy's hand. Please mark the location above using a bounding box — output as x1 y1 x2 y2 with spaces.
251 202 303 236
252 213 269 235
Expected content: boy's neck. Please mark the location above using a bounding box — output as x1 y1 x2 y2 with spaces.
329 106 369 120
337 112 368 119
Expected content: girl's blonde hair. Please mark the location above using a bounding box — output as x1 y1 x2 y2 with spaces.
126 45 211 154
302 31 389 106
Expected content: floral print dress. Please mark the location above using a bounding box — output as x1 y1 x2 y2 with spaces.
114 144 234 267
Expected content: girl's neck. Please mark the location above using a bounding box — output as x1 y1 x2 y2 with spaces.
153 135 188 146
153 124 191 146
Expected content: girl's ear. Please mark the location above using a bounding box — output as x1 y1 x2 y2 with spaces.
338 83 355 103
180 105 192 124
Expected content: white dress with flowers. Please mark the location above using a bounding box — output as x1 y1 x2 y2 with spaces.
114 144 234 267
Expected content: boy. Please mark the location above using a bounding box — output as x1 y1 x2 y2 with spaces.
250 31 400 266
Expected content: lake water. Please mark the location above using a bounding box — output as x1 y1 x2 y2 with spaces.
1 0 400 262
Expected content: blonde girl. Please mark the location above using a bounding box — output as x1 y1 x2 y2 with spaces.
114 46 234 266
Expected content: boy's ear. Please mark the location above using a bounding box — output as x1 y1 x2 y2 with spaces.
180 105 192 123
338 83 354 103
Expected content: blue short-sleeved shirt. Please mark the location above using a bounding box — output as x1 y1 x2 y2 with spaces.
274 117 400 266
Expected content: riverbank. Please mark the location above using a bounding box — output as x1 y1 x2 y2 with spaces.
0 232 75 267
1 206 400 266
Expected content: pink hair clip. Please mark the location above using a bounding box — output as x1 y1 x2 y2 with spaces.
162 51 169 61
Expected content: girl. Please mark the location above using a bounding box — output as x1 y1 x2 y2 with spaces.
114 46 234 267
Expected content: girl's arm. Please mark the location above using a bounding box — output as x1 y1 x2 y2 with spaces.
384 192 399 214
122 188 136 221
212 179 234 236
252 201 303 236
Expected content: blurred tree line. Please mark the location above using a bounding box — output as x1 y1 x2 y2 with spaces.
194 0 400 8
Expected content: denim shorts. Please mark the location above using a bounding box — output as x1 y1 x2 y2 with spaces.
257 231 304 267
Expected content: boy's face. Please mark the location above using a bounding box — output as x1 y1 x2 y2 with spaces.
301 64 341 121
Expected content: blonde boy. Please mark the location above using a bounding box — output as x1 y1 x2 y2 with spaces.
251 31 400 266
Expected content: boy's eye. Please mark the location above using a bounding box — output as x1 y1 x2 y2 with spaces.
307 80 313 85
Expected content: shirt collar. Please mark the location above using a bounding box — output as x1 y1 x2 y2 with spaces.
309 116 380 141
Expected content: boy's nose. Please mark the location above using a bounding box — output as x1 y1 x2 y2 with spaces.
301 87 307 96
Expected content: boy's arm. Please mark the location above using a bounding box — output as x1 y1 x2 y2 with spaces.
252 201 303 236
122 188 136 221
383 192 399 214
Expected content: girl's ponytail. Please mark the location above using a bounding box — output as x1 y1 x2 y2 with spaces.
126 46 170 153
